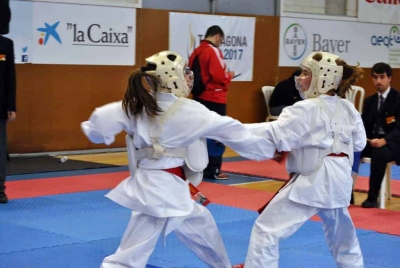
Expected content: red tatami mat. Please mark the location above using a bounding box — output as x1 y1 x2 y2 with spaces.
6 171 400 236
222 159 400 197
6 171 130 199
199 182 400 237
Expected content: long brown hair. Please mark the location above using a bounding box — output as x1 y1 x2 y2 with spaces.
335 59 364 97
312 53 364 97
122 70 163 118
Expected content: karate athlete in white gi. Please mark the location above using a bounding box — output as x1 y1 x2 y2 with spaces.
244 52 366 268
81 51 277 268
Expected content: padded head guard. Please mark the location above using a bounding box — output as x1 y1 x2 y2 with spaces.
142 51 193 98
301 52 343 98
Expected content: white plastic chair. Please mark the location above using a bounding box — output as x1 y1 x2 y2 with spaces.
360 157 393 209
345 86 365 113
261 86 279 122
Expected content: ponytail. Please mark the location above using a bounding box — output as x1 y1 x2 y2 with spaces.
335 59 364 97
122 70 163 118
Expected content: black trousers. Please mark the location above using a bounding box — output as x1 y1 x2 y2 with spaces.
362 142 394 201
0 120 7 192
193 97 227 178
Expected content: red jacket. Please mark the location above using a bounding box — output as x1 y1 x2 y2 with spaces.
188 40 231 104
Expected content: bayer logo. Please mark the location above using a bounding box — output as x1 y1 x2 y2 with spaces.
283 23 307 60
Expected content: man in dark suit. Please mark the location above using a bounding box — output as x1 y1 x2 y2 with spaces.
361 62 400 208
269 68 302 116
0 1 16 204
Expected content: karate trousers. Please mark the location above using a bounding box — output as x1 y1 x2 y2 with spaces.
244 182 364 268
101 200 231 268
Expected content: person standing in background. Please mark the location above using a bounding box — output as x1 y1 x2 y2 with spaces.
188 25 235 180
0 1 17 204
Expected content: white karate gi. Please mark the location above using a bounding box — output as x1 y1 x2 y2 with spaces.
244 95 366 268
81 92 276 268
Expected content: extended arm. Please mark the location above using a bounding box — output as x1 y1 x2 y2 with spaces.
81 101 131 145
193 106 276 161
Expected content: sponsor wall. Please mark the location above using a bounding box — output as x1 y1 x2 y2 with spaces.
6 1 33 64
280 17 400 68
6 1 136 65
169 13 256 81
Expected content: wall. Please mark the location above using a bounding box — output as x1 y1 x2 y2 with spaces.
10 0 276 16
143 0 276 16
8 9 280 153
22 0 142 7
282 0 357 17
7 6 400 153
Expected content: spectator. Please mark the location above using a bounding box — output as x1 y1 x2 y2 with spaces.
269 68 302 116
188 25 235 180
359 62 400 208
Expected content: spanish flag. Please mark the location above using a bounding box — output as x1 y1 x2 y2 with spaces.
0 54 5 61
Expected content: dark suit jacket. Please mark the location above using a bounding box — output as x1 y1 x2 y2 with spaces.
0 35 16 120
362 87 400 164
269 76 301 109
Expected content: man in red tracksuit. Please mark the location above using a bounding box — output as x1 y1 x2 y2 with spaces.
189 25 235 180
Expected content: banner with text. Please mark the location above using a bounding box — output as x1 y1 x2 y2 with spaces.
358 0 400 24
280 17 400 68
5 1 33 64
169 13 255 81
32 2 136 65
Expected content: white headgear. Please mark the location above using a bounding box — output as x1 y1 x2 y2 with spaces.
300 51 344 98
142 51 193 98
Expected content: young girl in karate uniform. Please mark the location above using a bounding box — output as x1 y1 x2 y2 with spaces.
81 51 277 268
244 52 366 268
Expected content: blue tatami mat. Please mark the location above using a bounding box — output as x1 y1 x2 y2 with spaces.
358 163 400 180
1 190 400 267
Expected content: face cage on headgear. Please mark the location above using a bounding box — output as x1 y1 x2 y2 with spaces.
294 75 306 100
185 67 194 91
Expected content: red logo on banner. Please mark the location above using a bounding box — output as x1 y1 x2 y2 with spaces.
366 0 400 4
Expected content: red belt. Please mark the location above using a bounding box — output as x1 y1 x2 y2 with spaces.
163 167 210 206
163 166 186 180
327 153 348 157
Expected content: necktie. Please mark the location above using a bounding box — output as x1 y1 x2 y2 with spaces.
374 95 385 135
377 95 384 112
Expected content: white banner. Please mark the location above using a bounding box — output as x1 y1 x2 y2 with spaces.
169 13 255 81
31 2 136 65
279 17 400 68
5 1 33 64
358 0 400 24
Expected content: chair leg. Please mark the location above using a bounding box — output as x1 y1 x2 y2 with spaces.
386 164 392 200
379 172 387 209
